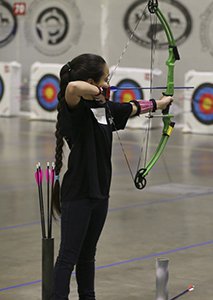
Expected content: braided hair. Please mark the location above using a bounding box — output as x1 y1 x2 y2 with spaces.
52 53 106 217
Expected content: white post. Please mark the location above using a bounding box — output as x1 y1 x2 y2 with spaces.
156 258 169 300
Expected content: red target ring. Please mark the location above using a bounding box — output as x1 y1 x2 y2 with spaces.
199 93 213 115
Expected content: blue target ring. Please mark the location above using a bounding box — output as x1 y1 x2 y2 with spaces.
36 74 59 111
0 75 4 102
192 83 213 125
112 79 143 103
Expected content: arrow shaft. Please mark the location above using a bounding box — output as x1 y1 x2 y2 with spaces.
110 86 193 91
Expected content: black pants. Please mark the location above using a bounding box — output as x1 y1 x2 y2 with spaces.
53 198 109 300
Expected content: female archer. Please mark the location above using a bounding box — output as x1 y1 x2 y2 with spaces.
52 53 172 300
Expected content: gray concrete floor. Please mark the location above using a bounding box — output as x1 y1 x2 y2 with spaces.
0 116 213 300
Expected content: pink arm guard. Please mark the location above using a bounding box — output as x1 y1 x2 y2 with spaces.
138 100 154 114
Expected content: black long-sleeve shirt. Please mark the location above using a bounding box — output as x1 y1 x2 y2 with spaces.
59 98 132 201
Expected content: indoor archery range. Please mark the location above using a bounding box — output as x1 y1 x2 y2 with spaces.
0 0 213 299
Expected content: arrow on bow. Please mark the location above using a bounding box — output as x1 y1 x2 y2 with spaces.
110 86 193 92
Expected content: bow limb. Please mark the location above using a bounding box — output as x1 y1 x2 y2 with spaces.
134 0 179 190
134 120 175 189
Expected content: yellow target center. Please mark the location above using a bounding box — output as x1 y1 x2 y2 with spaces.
123 93 133 103
203 97 212 111
44 87 54 100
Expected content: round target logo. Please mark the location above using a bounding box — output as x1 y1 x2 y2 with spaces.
192 83 213 125
0 75 4 102
36 74 59 111
112 79 143 103
36 7 68 45
124 0 192 49
25 0 83 56
0 0 18 48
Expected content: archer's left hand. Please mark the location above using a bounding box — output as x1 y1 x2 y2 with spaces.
156 95 173 110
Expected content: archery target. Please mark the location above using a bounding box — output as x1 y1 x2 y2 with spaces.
30 62 62 120
183 70 213 134
0 62 21 116
0 75 4 102
112 79 144 103
36 74 59 111
192 83 213 125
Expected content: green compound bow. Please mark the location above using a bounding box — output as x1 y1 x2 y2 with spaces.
133 0 180 189
108 0 180 189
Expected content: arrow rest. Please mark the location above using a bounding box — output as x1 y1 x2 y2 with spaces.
134 168 147 189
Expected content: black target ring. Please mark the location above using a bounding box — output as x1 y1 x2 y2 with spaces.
0 75 4 102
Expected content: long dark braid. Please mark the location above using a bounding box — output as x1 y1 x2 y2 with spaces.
52 107 64 216
52 65 69 217
52 54 106 217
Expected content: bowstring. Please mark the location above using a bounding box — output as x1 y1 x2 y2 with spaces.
140 12 158 171
108 3 148 82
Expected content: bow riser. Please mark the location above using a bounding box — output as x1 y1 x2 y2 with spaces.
155 6 180 96
156 6 180 115
165 48 176 97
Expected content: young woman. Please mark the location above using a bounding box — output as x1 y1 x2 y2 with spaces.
52 53 173 300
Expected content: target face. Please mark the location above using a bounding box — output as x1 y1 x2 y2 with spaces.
192 83 213 125
0 75 4 102
112 79 143 103
36 74 59 111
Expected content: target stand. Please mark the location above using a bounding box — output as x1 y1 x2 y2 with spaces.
183 70 213 134
0 61 21 117
109 66 162 129
30 62 62 121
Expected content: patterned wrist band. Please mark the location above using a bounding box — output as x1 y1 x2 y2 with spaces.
130 100 141 116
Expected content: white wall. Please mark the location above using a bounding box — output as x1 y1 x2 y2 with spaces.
0 0 212 104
